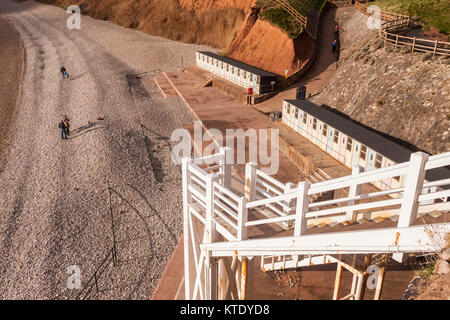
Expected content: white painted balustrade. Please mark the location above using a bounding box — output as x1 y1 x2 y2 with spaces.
183 149 450 300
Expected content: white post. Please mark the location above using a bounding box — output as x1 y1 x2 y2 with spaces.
206 174 220 243
346 166 363 223
284 182 295 227
205 174 219 300
394 152 428 262
245 162 258 201
294 181 310 237
237 196 248 241
220 147 232 190
398 152 428 227
182 158 194 300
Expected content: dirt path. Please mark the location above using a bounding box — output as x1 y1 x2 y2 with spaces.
0 0 213 299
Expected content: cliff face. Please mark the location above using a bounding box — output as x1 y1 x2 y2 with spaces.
179 0 256 13
38 0 315 76
311 35 450 155
227 18 314 76
226 7 315 76
38 0 250 50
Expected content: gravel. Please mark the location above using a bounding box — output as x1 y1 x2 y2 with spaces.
0 0 212 299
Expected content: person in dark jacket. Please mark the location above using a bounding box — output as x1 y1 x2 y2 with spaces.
63 115 70 136
332 40 337 52
60 66 69 79
59 120 67 139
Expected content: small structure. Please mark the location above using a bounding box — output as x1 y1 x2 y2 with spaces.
196 51 278 95
282 99 450 198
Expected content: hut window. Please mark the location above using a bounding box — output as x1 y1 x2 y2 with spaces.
333 131 339 143
360 145 367 160
346 138 352 151
303 114 307 124
221 62 223 69
257 77 260 85
216 60 219 67
207 57 210 63
250 74 253 81
322 124 328 136
375 154 383 168
294 108 299 119
226 64 229 72
313 118 317 130
232 67 235 73
286 104 290 114
393 176 400 182
244 71 247 78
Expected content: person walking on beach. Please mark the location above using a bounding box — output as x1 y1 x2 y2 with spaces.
63 115 70 136
60 66 69 79
59 119 67 140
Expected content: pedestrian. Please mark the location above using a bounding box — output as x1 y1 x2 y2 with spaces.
63 115 70 136
59 119 67 140
334 24 339 34
60 66 70 79
332 40 337 52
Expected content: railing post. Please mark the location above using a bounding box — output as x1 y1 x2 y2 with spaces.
346 166 363 223
433 40 438 56
294 181 310 237
394 34 399 49
411 37 416 52
205 173 220 300
182 157 194 300
394 152 428 262
245 162 258 201
237 196 248 241
398 152 429 227
284 182 295 227
220 147 232 190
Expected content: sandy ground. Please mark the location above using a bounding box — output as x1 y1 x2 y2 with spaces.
0 14 23 173
0 0 214 299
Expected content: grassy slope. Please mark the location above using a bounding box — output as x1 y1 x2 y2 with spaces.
371 0 450 35
257 0 325 38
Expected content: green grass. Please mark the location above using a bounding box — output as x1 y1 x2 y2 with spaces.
256 0 326 38
371 0 450 35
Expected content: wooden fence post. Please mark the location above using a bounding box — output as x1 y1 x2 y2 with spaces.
395 34 399 49
411 37 416 52
433 40 438 56
346 165 363 223
294 181 310 237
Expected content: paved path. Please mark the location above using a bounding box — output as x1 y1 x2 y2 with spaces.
255 6 341 114
0 0 212 299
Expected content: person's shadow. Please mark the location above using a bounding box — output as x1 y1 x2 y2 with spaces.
68 121 104 139
69 72 86 81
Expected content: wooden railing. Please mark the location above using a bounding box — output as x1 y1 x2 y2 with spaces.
355 2 450 56
272 0 308 29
